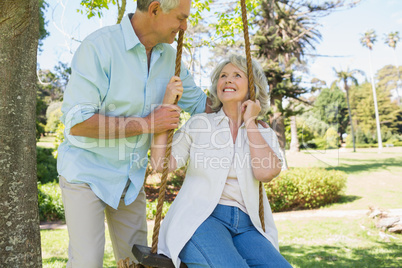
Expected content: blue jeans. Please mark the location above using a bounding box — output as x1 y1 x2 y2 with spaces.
179 204 292 268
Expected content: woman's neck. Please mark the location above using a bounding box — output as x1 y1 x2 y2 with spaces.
222 103 243 143
222 103 243 126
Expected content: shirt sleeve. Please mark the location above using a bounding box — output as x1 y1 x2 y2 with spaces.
259 126 284 169
171 119 193 168
60 39 110 133
178 62 207 116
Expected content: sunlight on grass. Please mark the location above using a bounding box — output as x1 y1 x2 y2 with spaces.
277 216 402 267
37 135 56 149
41 147 402 267
41 227 116 268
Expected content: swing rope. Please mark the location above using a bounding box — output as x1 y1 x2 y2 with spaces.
149 0 265 256
151 30 185 254
239 0 265 232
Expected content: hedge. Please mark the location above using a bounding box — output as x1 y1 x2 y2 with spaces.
38 182 65 221
265 168 347 212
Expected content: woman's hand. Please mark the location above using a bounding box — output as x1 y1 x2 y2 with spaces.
242 99 261 126
163 76 183 105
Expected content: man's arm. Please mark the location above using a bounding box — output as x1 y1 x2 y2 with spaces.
70 105 181 139
205 97 213 113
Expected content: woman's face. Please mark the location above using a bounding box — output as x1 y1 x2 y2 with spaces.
217 63 249 105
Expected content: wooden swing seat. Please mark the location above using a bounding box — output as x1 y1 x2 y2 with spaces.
132 244 187 268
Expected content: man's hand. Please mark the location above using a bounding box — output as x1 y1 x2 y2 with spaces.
145 104 181 134
163 76 183 105
258 120 270 128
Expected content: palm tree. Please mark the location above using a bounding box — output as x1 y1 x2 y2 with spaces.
360 29 383 150
384 31 401 105
255 0 323 169
333 68 363 152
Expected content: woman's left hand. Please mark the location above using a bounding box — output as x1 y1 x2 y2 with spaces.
242 100 261 125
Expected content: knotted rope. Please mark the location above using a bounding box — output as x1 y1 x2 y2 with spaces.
240 0 265 232
151 30 185 254
150 0 265 255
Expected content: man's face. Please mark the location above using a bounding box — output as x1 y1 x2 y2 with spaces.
155 0 190 44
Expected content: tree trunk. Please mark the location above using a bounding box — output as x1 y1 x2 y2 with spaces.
0 1 42 267
289 115 300 152
270 95 288 170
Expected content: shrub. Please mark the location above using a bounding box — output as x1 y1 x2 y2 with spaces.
146 199 171 220
45 107 62 133
53 122 65 157
38 182 65 221
265 168 347 212
345 143 378 148
37 147 58 184
324 127 339 149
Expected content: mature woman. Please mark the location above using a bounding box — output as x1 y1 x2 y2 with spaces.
151 54 292 267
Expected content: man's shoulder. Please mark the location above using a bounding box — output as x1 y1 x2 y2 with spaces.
84 24 122 44
183 112 219 129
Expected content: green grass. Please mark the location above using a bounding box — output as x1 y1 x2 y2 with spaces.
287 147 402 210
277 216 402 267
41 147 402 267
41 228 116 268
37 134 56 149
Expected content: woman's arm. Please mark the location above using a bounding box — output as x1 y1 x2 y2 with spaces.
243 100 282 182
150 76 184 173
245 122 282 182
150 131 178 173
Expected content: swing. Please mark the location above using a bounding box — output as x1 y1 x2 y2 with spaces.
130 0 265 266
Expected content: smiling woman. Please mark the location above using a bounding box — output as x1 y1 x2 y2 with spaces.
150 54 289 268
209 55 270 116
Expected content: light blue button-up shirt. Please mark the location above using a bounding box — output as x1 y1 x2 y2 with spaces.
57 14 207 209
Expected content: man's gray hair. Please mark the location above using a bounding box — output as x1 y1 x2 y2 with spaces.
209 54 270 116
137 0 181 13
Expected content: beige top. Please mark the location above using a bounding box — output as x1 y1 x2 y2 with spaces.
218 155 248 214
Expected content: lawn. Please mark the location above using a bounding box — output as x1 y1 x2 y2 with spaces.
37 134 56 149
41 147 402 267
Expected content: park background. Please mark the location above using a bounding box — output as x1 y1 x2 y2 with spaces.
19 0 402 267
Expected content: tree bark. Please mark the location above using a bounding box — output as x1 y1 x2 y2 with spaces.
289 115 300 152
116 0 127 24
0 1 42 267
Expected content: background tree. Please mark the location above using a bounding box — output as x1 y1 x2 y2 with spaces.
0 0 42 266
349 81 398 143
384 31 401 106
254 0 350 167
333 67 363 152
313 87 348 142
360 29 383 149
79 0 127 23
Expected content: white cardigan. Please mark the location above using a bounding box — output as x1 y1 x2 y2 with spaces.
157 110 283 268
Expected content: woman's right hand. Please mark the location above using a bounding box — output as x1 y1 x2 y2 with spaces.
163 76 183 105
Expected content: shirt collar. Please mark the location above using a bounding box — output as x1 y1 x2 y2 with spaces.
216 108 229 126
122 14 164 54
122 14 140 51
215 108 246 128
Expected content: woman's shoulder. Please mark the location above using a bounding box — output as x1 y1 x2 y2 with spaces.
184 112 220 128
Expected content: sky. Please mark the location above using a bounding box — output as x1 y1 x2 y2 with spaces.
38 0 402 91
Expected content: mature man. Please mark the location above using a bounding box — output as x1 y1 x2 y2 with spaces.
57 0 209 266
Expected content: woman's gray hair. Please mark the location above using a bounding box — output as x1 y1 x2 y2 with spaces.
209 54 270 116
137 0 181 13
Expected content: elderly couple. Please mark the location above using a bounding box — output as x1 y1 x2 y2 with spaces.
58 0 292 267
